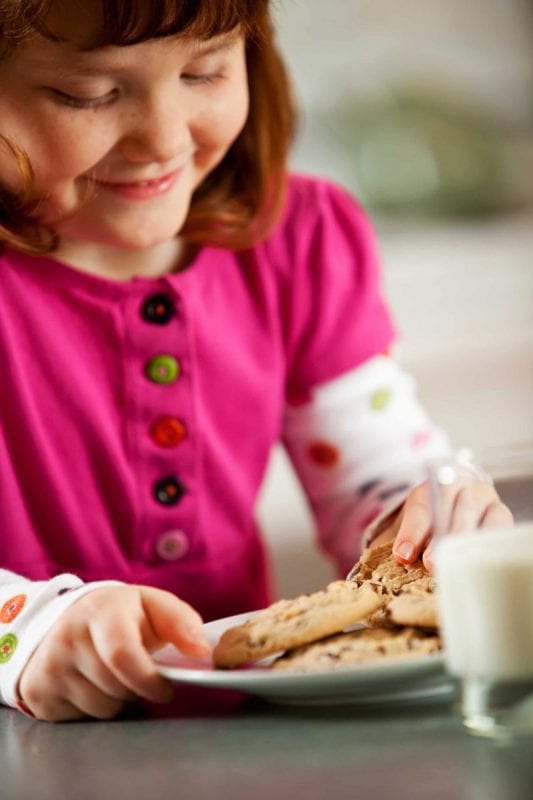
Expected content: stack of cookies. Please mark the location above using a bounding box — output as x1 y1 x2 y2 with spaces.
213 542 441 671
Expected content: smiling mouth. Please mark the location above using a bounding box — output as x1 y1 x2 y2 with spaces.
94 169 182 200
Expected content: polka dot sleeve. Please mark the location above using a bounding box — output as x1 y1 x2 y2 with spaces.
0 570 121 712
282 355 453 576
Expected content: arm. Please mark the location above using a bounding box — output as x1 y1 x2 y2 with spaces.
282 354 508 575
0 568 121 711
0 570 210 720
279 180 510 574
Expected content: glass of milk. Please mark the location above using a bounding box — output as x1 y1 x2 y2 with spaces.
431 448 533 738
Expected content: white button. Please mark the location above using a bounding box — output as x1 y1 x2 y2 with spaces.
155 530 189 561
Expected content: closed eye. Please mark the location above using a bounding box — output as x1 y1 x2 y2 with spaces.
49 88 119 109
181 72 224 86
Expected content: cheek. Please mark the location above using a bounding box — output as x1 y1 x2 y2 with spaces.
197 85 249 153
34 130 110 184
3 117 113 192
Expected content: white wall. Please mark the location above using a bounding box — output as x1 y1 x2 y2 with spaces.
257 0 533 598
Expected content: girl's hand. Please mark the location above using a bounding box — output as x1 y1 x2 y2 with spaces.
18 585 210 722
371 479 513 573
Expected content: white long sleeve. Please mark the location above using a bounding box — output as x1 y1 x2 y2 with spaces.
283 355 454 575
0 569 120 710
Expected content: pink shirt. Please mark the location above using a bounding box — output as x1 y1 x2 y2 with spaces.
0 175 394 621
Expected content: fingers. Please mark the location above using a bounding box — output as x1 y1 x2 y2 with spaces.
88 601 175 704
60 672 128 720
423 492 513 573
448 481 499 533
140 587 210 656
86 587 209 705
421 544 436 574
20 681 126 722
392 483 433 563
19 644 128 722
17 585 211 721
391 479 513 572
481 501 514 529
74 629 138 702
18 683 87 722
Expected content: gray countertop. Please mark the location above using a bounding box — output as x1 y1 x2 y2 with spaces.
1 689 532 800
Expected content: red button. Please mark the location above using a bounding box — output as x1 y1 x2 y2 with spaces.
155 530 190 561
308 441 340 468
151 416 186 448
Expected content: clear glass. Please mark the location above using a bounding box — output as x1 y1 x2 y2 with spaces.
430 446 533 739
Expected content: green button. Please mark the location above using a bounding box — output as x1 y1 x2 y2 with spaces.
0 633 18 664
370 387 392 411
145 355 180 385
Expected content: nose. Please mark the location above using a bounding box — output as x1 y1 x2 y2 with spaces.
119 92 192 164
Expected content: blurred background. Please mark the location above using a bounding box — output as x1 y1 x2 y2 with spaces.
257 0 533 595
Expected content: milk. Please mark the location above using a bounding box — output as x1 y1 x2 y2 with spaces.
435 524 533 680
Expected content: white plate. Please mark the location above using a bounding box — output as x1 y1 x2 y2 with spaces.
155 612 456 708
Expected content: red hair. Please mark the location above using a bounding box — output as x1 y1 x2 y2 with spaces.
0 0 297 254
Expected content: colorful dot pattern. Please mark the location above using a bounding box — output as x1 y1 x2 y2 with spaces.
308 441 340 468
0 633 18 664
0 594 26 624
282 357 450 575
370 387 392 411
0 593 27 667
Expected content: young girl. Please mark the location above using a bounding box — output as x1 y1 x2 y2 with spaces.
0 0 510 721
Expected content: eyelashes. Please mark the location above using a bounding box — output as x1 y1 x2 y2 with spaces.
49 72 224 110
181 72 223 85
50 89 119 110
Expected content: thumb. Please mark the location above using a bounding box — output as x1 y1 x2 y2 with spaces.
140 587 211 657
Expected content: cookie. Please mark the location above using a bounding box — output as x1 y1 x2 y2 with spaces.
271 625 441 671
214 540 437 669
386 592 438 629
355 545 438 629
213 580 386 668
349 541 428 595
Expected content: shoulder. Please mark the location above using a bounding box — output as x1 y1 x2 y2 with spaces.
264 174 378 258
279 172 368 229
257 173 380 280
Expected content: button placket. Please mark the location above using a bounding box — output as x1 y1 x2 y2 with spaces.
133 285 193 564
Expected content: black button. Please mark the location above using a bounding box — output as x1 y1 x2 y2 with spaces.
153 476 186 506
141 293 175 325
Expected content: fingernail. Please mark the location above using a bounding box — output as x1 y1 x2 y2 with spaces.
394 541 416 561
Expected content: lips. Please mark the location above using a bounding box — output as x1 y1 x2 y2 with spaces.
95 169 181 200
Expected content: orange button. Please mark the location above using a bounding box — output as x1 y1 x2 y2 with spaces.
151 416 186 448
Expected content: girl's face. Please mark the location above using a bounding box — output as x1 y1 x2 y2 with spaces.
0 12 249 254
